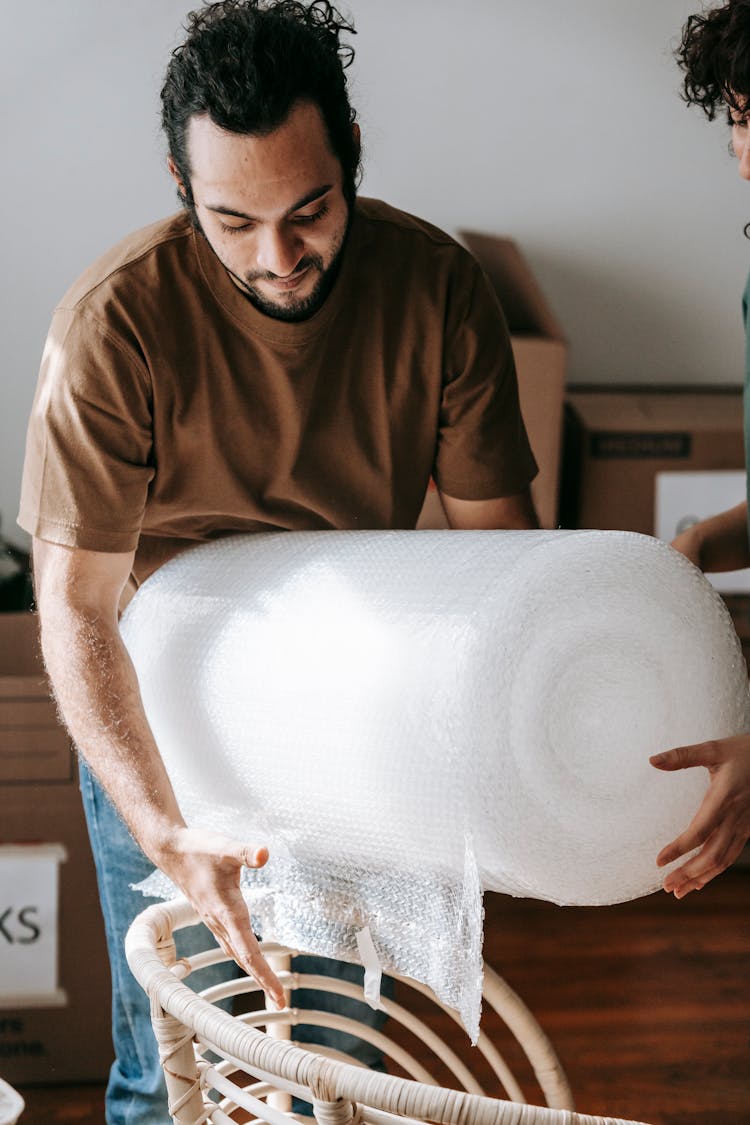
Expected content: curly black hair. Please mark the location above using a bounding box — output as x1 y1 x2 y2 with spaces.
676 0 750 121
161 0 361 208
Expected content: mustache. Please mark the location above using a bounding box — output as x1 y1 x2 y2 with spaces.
244 254 324 284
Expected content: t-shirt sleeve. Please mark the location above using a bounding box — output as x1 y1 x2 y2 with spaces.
432 260 538 501
17 305 154 552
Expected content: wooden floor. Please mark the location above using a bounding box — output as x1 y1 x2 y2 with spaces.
15 870 749 1124
484 872 750 1124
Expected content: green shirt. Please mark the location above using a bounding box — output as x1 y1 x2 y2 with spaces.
744 270 750 537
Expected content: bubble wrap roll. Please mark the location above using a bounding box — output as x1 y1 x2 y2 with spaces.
122 530 750 1039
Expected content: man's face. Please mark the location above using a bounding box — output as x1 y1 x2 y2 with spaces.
177 101 351 320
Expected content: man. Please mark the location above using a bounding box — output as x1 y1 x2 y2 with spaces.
650 0 750 899
18 1 538 1121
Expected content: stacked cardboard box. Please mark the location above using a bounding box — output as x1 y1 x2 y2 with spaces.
560 384 750 687
559 388 744 534
417 233 567 530
0 613 111 1083
560 388 750 869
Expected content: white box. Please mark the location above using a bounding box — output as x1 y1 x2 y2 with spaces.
655 470 750 593
0 845 67 1009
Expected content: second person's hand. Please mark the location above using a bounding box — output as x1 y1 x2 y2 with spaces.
651 735 750 897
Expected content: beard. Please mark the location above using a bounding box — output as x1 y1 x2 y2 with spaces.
190 198 352 323
237 237 347 322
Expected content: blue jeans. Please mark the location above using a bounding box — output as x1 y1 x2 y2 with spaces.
79 759 239 1124
79 760 391 1124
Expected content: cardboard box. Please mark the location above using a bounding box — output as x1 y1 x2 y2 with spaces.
0 613 112 1084
416 233 567 531
560 394 750 872
560 388 745 534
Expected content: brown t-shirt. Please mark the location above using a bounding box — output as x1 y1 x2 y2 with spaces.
18 198 537 586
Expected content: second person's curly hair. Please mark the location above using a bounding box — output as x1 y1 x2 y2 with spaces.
676 0 750 120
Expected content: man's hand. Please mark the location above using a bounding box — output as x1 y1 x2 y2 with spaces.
32 538 285 1006
157 826 285 1008
650 735 750 897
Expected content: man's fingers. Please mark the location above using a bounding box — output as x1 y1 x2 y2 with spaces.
196 835 270 870
204 899 286 1009
247 845 269 868
236 942 287 1009
222 846 269 868
229 936 286 1010
162 827 282 1004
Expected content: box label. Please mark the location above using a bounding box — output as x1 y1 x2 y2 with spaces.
590 432 691 459
0 1016 47 1060
0 845 67 1008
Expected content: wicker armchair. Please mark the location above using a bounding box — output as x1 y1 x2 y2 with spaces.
126 898 652 1125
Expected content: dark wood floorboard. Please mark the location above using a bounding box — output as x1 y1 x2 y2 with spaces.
482 873 750 1123
15 871 749 1124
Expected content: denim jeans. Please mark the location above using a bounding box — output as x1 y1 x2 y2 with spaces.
78 759 391 1124
79 758 240 1124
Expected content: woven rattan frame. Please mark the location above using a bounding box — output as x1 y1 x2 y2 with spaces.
126 898 653 1125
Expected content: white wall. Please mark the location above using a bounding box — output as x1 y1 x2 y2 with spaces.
3 0 749 546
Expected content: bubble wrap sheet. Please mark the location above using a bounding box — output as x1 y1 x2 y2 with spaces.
122 530 750 1039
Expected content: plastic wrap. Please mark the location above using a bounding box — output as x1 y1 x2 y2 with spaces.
122 530 750 1038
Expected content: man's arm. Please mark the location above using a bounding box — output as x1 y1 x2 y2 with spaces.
33 537 284 1005
652 500 750 896
439 488 539 530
